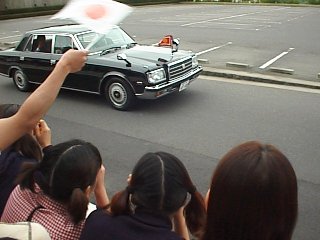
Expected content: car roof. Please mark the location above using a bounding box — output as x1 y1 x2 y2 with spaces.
28 24 118 35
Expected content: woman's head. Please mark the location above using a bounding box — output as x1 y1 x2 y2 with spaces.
203 141 297 240
0 104 41 160
19 139 102 224
130 152 193 214
110 152 206 237
0 104 20 119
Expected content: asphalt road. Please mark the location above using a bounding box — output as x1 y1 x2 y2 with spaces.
0 4 320 81
0 4 320 239
0 74 319 239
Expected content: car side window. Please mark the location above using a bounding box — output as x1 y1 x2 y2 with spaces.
28 34 53 53
54 35 74 54
24 36 33 52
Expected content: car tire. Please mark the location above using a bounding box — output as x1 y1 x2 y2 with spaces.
105 77 136 110
13 69 31 92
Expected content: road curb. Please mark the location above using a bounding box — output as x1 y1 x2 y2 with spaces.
201 67 320 90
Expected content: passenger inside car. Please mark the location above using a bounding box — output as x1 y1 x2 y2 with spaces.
32 35 49 53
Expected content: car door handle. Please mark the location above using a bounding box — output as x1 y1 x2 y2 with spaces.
20 56 24 61
50 59 56 65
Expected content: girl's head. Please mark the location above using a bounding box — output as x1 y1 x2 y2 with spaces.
110 152 206 237
18 139 102 224
203 141 298 240
0 104 41 160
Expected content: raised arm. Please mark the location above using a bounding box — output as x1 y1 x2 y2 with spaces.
94 164 110 209
173 207 190 240
0 49 88 151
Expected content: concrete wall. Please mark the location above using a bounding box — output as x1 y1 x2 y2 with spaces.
0 0 67 11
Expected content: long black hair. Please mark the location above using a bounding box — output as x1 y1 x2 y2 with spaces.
110 152 206 237
17 139 102 224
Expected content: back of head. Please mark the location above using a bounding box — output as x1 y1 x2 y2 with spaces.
203 141 298 240
19 139 102 224
0 104 20 119
0 104 41 160
131 152 189 213
110 152 206 237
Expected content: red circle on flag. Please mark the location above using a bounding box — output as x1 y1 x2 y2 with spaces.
85 4 107 20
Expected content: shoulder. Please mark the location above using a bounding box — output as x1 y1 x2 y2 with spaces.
0 148 37 168
86 209 112 225
80 209 112 239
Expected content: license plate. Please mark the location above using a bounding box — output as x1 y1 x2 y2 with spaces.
179 80 189 92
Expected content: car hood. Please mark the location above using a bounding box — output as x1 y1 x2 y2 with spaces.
95 45 193 70
125 45 192 63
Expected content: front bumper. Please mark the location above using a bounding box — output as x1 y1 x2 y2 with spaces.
137 66 202 99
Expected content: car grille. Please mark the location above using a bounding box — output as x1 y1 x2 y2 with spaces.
168 57 192 81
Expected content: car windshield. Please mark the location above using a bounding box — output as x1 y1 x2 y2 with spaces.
76 27 136 53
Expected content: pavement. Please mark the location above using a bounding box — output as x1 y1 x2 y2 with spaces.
201 67 320 90
2 3 320 90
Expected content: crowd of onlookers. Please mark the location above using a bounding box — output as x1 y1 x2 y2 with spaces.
0 50 298 240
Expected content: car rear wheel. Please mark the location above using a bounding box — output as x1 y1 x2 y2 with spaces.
13 69 31 92
105 77 136 110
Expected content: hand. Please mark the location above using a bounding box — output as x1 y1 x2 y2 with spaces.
127 173 132 184
57 49 88 73
94 164 109 208
34 119 51 148
205 189 210 210
95 164 106 193
172 206 189 240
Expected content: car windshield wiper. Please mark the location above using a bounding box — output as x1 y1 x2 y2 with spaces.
100 46 122 56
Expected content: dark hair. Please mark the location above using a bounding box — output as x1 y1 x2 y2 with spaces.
0 104 42 160
110 152 206 237
17 139 102 224
202 141 298 240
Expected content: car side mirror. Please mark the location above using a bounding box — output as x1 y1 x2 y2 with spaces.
117 53 131 67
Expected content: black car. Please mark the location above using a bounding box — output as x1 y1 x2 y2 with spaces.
0 24 202 110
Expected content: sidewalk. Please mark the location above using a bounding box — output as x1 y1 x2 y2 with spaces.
202 67 320 90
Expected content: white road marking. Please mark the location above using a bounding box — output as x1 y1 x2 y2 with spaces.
259 48 294 69
0 35 21 40
201 75 320 95
181 7 290 27
189 25 264 31
196 42 232 56
181 13 259 27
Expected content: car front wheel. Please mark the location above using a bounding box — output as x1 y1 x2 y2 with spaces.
13 69 31 92
105 77 136 110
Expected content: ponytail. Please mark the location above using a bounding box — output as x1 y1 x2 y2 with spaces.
16 162 40 192
185 189 206 238
12 134 42 161
68 188 89 224
110 187 131 216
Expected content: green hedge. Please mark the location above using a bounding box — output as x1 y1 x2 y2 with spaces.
121 0 181 3
190 0 319 3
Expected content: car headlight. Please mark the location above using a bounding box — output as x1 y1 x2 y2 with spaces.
147 68 166 84
192 55 198 68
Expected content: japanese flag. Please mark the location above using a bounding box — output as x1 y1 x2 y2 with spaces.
52 0 132 34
